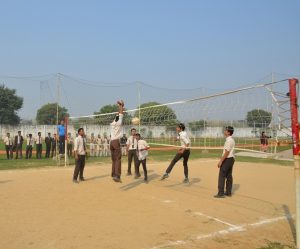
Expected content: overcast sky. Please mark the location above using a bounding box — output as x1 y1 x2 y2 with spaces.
0 0 299 119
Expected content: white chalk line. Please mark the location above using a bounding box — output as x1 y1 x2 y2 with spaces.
194 212 242 229
148 214 293 249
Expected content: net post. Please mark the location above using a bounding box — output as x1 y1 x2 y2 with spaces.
64 116 68 167
289 78 300 249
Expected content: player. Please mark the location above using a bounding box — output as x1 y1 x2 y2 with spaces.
4 132 13 160
110 100 124 182
25 134 34 159
45 132 52 158
35 132 43 159
73 128 87 183
126 128 138 176
135 133 150 182
214 126 235 198
96 134 103 157
57 120 66 154
90 133 95 157
120 134 128 156
14 131 24 159
260 131 271 152
161 123 191 183
67 133 74 157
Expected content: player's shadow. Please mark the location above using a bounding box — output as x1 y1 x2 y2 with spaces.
120 173 160 191
282 204 296 243
232 184 240 194
85 174 110 181
164 178 201 188
0 180 13 184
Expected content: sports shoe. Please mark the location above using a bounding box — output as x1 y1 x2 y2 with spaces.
161 173 169 180
183 178 189 183
225 193 232 197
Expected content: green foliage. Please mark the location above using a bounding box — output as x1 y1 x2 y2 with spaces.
94 104 131 125
36 103 69 125
246 109 272 128
137 102 177 126
0 84 23 125
188 120 207 131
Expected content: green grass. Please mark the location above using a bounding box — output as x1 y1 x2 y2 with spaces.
257 241 295 249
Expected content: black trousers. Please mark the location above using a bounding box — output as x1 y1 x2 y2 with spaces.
15 144 23 159
166 149 190 178
137 159 147 179
45 143 51 158
67 144 73 157
51 143 56 157
59 136 65 154
127 149 138 174
26 145 33 159
36 144 42 159
218 157 235 195
5 145 13 159
73 155 86 180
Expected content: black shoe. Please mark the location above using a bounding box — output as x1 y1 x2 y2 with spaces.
144 177 148 182
183 178 189 183
225 193 232 197
134 174 141 179
79 177 85 181
113 177 121 182
73 180 79 184
161 173 169 180
126 172 132 176
214 194 225 198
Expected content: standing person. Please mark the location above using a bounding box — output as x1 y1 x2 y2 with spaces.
26 134 34 159
96 135 102 157
136 133 150 182
35 132 43 159
161 123 191 183
89 133 95 157
73 128 87 183
103 135 109 157
110 100 124 182
57 120 66 154
14 131 24 159
260 131 271 152
120 134 128 156
45 132 52 158
126 128 138 176
4 132 13 160
214 126 235 198
51 133 57 158
67 132 74 158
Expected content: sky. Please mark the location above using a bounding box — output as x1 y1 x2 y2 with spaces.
0 0 299 119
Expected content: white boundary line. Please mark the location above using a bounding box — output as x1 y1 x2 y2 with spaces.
148 215 293 249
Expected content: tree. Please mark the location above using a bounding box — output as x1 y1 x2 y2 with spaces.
36 103 69 125
94 104 131 125
137 102 177 126
246 109 272 128
0 84 23 125
188 120 207 131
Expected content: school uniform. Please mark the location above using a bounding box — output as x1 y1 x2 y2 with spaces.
73 135 86 181
14 134 24 159
217 136 235 196
165 131 191 178
136 139 150 181
35 135 43 159
126 135 138 175
110 114 123 179
51 137 57 158
67 136 73 157
4 136 13 159
45 135 52 158
26 137 34 159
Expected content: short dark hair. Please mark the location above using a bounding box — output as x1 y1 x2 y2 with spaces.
131 128 136 132
177 123 185 131
225 126 234 135
135 133 141 138
78 128 84 133
18 131 21 133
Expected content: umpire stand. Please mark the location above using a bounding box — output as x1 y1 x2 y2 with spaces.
64 117 69 167
289 78 300 248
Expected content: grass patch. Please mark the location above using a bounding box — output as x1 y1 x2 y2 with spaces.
258 240 295 249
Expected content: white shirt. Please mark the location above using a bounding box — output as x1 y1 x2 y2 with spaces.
126 135 138 150
4 136 13 146
74 135 86 156
223 136 235 158
110 113 123 140
27 137 34 146
36 136 43 145
137 139 150 160
178 131 190 148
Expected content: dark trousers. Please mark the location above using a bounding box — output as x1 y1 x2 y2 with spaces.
67 144 73 157
127 149 138 174
36 144 42 159
73 155 86 180
110 139 122 178
5 145 13 159
45 144 51 158
137 159 147 179
59 136 65 154
15 144 23 159
51 143 56 157
218 157 235 195
26 145 33 159
166 149 190 178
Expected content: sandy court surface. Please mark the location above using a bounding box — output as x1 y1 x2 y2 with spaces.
0 158 296 249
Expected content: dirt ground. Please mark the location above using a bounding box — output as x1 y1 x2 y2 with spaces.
0 158 296 249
